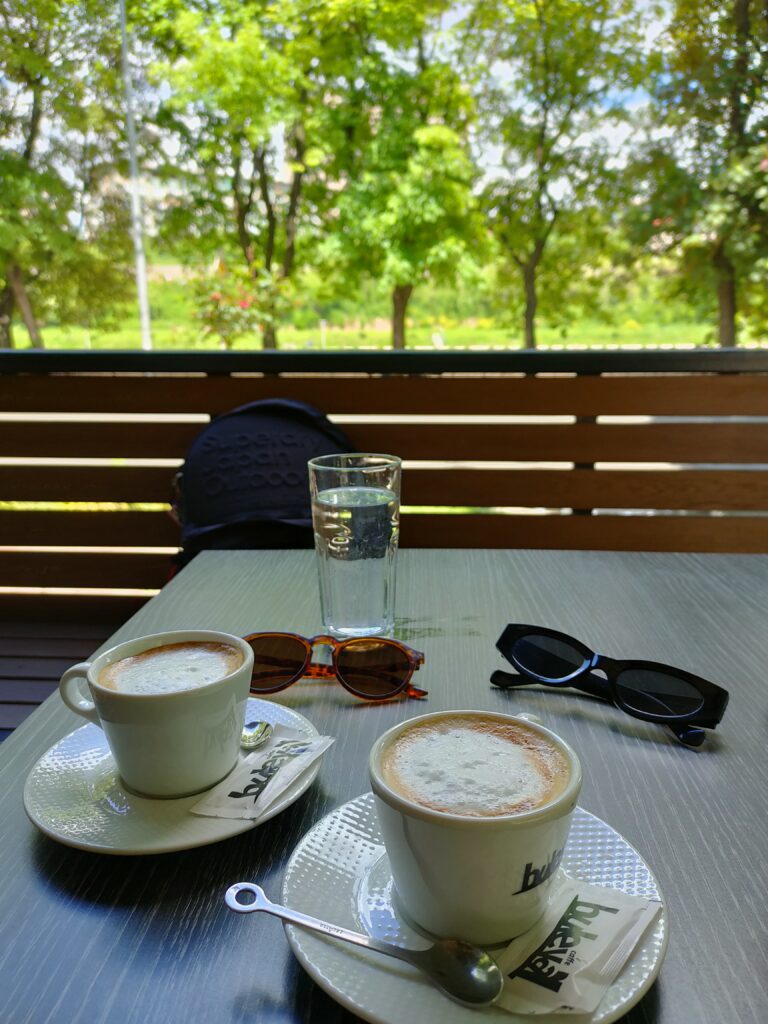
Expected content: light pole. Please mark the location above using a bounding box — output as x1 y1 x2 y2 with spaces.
118 0 152 350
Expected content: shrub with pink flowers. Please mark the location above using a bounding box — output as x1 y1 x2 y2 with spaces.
194 261 290 348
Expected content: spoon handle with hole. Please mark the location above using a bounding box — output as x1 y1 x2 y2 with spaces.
225 882 414 962
225 882 504 1008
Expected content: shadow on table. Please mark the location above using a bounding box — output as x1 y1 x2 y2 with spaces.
233 936 663 1023
620 979 661 1023
28 775 335 912
489 681 726 754
232 953 359 1023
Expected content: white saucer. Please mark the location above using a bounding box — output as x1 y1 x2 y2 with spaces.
23 699 319 855
282 795 667 1024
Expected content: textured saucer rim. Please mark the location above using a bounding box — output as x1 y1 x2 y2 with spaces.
281 795 668 1024
23 698 319 855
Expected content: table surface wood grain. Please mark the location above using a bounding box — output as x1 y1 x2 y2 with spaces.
1 548 767 1024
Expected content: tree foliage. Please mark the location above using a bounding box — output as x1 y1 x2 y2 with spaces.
463 0 658 347
1 0 767 349
316 2 483 347
0 0 134 347
627 0 768 344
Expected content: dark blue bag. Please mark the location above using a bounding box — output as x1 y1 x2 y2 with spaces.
171 399 354 567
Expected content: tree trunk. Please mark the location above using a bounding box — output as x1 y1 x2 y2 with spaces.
717 276 737 347
0 285 14 348
522 262 537 349
262 323 277 349
254 146 276 272
713 244 737 347
282 119 306 280
8 264 43 347
391 284 413 349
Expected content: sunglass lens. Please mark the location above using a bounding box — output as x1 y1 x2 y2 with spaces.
615 669 704 718
337 640 409 698
246 635 307 693
512 634 588 681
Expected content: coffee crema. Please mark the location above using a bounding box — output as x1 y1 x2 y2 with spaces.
98 641 243 696
380 714 569 817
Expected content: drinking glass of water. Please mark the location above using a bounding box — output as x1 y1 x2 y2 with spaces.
308 453 401 637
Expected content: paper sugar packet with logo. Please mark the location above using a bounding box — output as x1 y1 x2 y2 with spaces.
495 877 662 1016
191 725 334 821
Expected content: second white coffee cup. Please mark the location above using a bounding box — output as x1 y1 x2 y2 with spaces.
369 709 582 945
59 629 254 798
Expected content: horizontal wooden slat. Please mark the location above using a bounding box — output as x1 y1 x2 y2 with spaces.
1 427 767 507
0 466 176 502
6 346 768 377
6 514 760 561
6 346 768 375
6 412 768 461
0 511 180 546
2 470 768 537
0 594 147 623
0 551 171 589
348 422 768 462
399 513 768 552
0 705 37 730
3 372 768 416
404 468 768 511
0 678 58 701
0 620 121 641
0 636 104 658
0 656 79 680
0 421 202 458
0 512 764 606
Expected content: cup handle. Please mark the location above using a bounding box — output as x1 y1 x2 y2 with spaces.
59 663 100 726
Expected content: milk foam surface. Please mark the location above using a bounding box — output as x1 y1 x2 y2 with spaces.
99 641 242 696
381 716 568 816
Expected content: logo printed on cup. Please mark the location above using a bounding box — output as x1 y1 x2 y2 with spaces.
516 847 565 894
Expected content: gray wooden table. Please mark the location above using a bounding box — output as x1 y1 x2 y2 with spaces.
1 549 767 1024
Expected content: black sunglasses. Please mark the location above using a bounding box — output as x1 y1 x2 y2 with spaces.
492 624 729 747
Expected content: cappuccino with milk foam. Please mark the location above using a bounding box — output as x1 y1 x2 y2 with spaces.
98 641 243 696
380 712 569 816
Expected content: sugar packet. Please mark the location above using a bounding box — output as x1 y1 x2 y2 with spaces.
495 877 662 1016
190 725 334 821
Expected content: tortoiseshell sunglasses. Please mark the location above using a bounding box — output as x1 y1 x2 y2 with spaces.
243 632 427 702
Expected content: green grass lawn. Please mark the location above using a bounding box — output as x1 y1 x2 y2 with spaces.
31 318 717 351
11 276 753 350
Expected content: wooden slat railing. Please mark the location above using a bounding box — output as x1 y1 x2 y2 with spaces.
2 348 767 625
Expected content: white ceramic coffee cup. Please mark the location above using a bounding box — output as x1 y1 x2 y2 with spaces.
59 629 254 799
369 709 582 945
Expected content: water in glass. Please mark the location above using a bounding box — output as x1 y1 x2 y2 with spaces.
312 485 399 636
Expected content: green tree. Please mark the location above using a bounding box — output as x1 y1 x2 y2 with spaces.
327 123 482 348
463 0 655 348
0 0 134 348
313 1 482 348
148 0 348 348
628 0 768 345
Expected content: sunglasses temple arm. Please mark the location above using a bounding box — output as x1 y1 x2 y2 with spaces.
406 684 429 699
493 669 710 747
491 669 612 703
490 669 533 689
491 668 598 693
669 723 706 747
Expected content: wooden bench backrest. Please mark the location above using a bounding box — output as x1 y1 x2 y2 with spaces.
2 349 767 621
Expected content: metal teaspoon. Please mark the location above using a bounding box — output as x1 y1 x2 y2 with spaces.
240 721 273 750
224 882 504 1008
